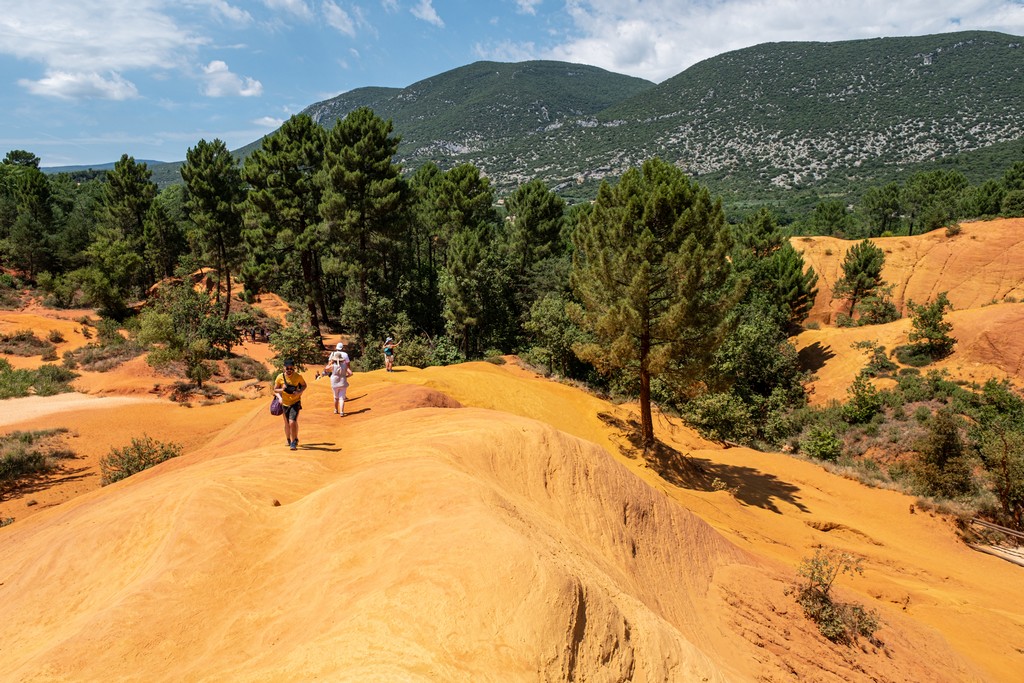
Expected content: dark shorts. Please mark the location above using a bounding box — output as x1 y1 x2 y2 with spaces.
283 402 301 421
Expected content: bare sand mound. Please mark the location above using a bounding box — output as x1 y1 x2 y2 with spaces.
3 256 1023 681
795 303 1024 405
0 379 975 682
788 218 1024 405
795 218 1024 325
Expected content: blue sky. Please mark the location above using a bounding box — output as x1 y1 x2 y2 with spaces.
2 0 1023 168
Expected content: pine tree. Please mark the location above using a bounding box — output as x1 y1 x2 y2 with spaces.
734 209 817 330
181 138 245 318
833 239 885 318
242 114 327 338
504 178 566 272
433 164 501 355
83 155 156 318
907 291 956 358
570 158 739 449
318 107 408 354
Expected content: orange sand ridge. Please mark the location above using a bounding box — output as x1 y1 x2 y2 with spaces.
2 219 1024 681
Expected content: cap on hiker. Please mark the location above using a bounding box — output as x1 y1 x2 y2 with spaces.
283 359 295 367
336 342 344 350
386 337 393 342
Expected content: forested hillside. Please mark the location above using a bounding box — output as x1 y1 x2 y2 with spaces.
51 29 1023 213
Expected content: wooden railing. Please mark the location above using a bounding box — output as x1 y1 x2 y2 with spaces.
967 518 1024 567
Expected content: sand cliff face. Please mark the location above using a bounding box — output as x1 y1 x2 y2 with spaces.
793 219 1024 405
796 218 1024 326
2 219 1024 681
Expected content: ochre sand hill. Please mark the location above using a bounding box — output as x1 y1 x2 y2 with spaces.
0 361 1018 681
795 218 1024 327
793 218 1024 405
3 219 1024 680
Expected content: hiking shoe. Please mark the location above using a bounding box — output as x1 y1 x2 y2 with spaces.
289 440 297 450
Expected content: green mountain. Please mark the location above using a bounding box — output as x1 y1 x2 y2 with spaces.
299 30 1024 205
50 31 1024 210
592 30 1024 203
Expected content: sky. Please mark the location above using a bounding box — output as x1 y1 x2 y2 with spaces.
2 0 1024 168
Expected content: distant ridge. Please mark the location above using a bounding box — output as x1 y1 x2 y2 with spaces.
45 30 1024 208
43 159 167 173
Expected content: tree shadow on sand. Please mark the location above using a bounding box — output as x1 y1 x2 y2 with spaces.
1 463 93 502
598 412 809 514
798 340 835 374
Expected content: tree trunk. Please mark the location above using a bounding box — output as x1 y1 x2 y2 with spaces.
300 250 323 346
312 253 329 329
639 331 654 449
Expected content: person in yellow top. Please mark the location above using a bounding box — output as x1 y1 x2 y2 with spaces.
274 359 307 450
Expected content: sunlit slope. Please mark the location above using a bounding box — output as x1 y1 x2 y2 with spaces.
795 217 1024 326
0 386 747 682
788 218 1024 406
0 368 978 682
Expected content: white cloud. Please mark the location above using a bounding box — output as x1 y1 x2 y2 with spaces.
323 1 374 38
18 71 139 100
0 1 205 100
515 0 542 15
411 0 444 27
0 1 202 73
473 40 538 63
537 0 1024 82
380 0 399 13
201 60 264 96
260 0 314 20
253 115 285 128
323 1 357 36
201 0 253 25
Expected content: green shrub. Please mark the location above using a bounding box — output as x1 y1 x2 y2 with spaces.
0 361 78 399
795 547 880 645
0 428 74 487
913 408 975 499
802 426 843 462
225 356 271 381
72 341 144 372
682 392 755 443
894 344 934 367
47 329 65 343
834 313 856 328
0 329 55 357
100 436 183 486
33 364 79 396
863 346 898 377
842 374 883 424
431 335 466 366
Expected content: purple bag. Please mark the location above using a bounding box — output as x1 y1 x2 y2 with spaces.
269 395 283 416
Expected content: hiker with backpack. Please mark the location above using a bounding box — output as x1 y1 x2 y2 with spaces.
274 359 306 450
323 342 353 416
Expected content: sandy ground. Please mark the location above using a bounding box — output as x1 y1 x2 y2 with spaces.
2 219 1024 681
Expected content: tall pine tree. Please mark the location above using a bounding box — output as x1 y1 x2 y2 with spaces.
242 114 327 338
181 138 245 318
318 107 407 354
571 158 739 449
